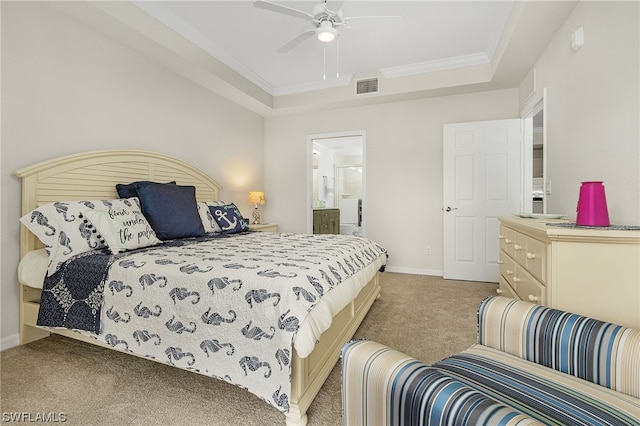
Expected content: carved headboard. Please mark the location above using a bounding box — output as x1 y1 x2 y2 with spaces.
14 149 222 256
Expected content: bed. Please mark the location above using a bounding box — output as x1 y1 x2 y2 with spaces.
15 149 386 426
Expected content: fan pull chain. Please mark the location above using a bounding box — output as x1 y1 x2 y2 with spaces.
336 40 340 78
323 45 326 80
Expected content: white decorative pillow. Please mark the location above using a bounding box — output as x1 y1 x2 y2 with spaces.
197 202 222 234
20 200 108 276
82 198 161 254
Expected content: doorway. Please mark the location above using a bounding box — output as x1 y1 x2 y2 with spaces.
307 131 365 236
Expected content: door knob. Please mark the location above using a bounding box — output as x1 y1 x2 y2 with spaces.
444 206 458 212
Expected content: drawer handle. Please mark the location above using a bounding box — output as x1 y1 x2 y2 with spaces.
497 260 504 265
514 244 523 251
528 294 539 302
496 289 503 295
498 234 505 240
506 269 513 275
504 239 512 244
513 277 521 283
526 252 536 260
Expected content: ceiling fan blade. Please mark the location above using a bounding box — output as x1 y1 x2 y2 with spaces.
253 0 314 21
276 30 315 53
342 15 404 30
324 0 345 14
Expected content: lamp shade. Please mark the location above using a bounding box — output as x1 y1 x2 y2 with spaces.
248 191 265 206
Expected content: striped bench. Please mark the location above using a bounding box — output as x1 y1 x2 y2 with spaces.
341 296 640 425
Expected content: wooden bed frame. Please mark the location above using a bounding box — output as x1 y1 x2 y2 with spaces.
14 149 381 426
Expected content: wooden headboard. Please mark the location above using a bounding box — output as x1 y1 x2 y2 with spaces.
14 149 222 256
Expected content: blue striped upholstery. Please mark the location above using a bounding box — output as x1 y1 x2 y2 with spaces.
341 340 539 426
341 297 640 425
477 296 640 398
433 346 640 425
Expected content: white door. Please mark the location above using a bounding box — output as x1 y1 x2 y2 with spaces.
443 119 521 282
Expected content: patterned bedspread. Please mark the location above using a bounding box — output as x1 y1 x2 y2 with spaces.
38 232 387 413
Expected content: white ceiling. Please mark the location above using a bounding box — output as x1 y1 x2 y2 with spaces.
133 1 514 96
54 1 578 116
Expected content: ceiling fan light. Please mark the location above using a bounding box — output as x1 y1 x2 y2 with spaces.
316 21 337 42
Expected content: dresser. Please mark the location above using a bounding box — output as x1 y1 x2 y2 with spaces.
498 216 640 329
313 208 340 234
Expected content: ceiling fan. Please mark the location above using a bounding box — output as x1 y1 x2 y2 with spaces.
253 0 402 53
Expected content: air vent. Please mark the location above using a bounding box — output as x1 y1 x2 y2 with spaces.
356 78 379 95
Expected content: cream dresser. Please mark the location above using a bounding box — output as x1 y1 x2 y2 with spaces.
498 216 640 329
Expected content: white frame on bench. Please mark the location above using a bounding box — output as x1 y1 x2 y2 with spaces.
15 149 381 426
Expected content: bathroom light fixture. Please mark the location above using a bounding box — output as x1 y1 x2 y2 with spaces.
248 191 265 224
316 21 337 42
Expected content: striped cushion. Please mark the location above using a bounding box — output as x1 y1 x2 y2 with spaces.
478 296 640 398
341 340 540 426
433 345 640 426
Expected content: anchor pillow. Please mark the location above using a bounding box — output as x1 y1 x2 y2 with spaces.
197 202 223 234
135 183 205 240
208 203 249 234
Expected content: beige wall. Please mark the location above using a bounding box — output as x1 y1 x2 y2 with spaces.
264 89 519 275
0 2 264 344
522 1 639 225
2 0 637 346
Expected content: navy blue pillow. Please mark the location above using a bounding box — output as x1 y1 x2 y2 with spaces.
135 183 204 240
208 204 249 234
115 181 176 198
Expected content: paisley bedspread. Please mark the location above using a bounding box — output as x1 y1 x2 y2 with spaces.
38 232 387 413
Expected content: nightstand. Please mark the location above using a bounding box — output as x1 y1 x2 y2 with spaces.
249 223 278 232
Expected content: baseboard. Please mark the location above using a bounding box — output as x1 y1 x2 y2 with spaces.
1 333 20 351
384 266 443 277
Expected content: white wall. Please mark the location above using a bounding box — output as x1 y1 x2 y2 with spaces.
0 2 264 345
264 89 519 275
522 1 639 225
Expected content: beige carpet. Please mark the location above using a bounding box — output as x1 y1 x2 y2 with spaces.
1 273 496 425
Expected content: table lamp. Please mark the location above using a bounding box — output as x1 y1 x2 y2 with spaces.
248 191 265 224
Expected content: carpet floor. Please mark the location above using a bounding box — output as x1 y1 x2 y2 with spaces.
1 272 496 425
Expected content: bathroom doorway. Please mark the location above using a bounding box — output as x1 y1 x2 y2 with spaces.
307 131 365 236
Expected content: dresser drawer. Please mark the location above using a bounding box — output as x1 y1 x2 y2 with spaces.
499 253 517 288
524 236 546 283
499 226 516 258
500 224 548 284
513 267 545 304
497 276 518 299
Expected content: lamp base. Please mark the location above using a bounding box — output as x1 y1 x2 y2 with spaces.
252 207 262 225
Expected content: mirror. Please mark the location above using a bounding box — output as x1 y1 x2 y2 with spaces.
311 135 364 236
521 92 546 214
532 108 544 213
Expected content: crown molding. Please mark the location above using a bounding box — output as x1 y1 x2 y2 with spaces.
132 1 276 95
381 53 490 79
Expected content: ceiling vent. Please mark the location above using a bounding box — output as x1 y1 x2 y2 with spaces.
356 78 379 95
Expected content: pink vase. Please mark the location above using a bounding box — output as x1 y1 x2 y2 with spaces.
576 181 610 226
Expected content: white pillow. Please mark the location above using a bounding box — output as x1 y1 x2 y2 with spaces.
82 198 161 254
20 201 108 275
